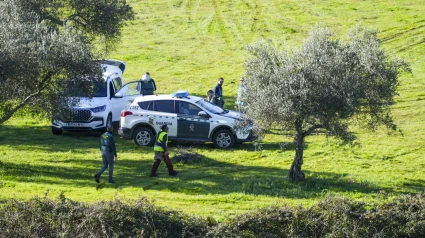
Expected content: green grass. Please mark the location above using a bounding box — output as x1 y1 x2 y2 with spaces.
1 0 425 220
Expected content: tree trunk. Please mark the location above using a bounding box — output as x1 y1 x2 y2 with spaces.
0 91 40 125
288 123 305 181
0 72 51 125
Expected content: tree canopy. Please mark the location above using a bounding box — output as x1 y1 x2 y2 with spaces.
242 25 411 181
0 0 134 125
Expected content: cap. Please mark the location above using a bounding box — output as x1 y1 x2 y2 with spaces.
161 124 168 131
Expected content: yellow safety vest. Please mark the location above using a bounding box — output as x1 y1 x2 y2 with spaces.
154 131 168 152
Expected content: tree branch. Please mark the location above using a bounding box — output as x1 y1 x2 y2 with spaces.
41 14 64 26
65 14 87 27
303 124 324 137
0 91 41 125
37 71 53 90
0 72 53 125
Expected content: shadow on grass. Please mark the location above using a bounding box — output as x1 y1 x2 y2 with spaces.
1 153 418 201
0 122 292 152
2 154 417 200
2 124 422 200
0 124 146 154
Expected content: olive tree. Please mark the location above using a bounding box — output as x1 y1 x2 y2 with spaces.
0 0 134 125
18 0 135 52
241 25 410 181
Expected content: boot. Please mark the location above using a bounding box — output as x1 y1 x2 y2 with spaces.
165 155 178 176
150 160 161 177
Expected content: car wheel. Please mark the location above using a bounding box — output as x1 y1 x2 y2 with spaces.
52 127 63 135
213 129 235 149
133 127 154 146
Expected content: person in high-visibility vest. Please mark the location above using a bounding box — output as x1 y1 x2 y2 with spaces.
150 124 178 177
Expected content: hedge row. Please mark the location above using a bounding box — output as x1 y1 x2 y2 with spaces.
0 195 210 238
1 192 425 237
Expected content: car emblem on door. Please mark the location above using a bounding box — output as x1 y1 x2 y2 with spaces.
189 123 195 131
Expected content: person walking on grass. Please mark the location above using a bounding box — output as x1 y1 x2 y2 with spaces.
150 124 178 177
95 125 117 183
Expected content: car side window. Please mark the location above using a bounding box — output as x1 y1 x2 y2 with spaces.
138 101 153 111
113 78 122 91
120 81 141 96
177 101 190 114
109 81 115 98
154 100 175 113
177 101 202 116
177 101 203 117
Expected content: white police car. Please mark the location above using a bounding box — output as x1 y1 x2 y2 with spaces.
118 90 256 149
51 60 144 134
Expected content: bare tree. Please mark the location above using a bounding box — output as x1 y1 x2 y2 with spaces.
242 25 411 181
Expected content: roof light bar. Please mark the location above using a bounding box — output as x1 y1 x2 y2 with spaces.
171 90 190 98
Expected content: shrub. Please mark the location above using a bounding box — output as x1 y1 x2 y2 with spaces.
172 145 203 164
0 196 209 238
1 192 425 237
208 192 425 237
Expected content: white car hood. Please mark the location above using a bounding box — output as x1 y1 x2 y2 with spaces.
220 110 244 120
72 97 108 109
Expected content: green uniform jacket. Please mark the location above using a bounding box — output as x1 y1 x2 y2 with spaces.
100 132 117 157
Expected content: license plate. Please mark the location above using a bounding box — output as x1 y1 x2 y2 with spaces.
68 122 84 127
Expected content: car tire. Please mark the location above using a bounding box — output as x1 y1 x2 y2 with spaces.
52 127 63 135
213 129 235 149
133 127 155 146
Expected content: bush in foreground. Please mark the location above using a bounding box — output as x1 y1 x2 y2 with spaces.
0 195 209 238
1 192 425 237
209 192 425 237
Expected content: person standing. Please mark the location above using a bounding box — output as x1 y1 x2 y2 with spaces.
140 72 157 96
236 76 249 112
212 77 224 108
207 90 214 102
95 125 117 183
150 125 178 177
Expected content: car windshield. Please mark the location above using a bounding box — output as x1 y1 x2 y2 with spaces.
195 99 226 114
65 81 107 97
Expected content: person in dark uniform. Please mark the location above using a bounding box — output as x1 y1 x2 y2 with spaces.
212 77 224 108
150 125 178 177
95 125 117 183
140 72 157 96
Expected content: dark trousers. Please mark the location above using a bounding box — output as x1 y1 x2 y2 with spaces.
97 150 114 182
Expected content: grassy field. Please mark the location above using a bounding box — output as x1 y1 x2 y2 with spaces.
1 0 425 220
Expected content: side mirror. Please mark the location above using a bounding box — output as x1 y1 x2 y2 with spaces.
114 92 123 98
198 111 209 118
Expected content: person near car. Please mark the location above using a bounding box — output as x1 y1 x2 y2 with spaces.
140 72 157 96
236 76 249 112
212 77 224 108
207 89 214 103
150 124 178 177
95 125 117 183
